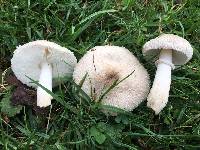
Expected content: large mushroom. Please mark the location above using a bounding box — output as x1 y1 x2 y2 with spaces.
142 34 193 114
73 45 150 114
11 40 77 107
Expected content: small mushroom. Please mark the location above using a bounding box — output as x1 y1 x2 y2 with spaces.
73 45 150 114
11 40 77 107
142 34 193 114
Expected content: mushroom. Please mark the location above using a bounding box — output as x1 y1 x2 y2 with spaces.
11 40 77 107
142 34 193 114
73 45 150 114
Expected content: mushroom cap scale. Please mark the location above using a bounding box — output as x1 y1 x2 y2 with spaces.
11 40 77 88
142 34 193 65
73 45 150 112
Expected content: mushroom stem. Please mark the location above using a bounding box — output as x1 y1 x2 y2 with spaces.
147 49 172 114
37 61 53 107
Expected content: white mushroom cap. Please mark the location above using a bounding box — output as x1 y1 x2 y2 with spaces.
11 40 77 87
73 46 150 112
143 34 193 65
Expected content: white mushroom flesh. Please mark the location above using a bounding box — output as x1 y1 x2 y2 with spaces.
11 40 77 108
143 34 193 114
147 49 172 114
37 61 53 107
73 46 150 114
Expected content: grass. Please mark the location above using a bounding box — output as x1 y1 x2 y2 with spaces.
0 0 200 149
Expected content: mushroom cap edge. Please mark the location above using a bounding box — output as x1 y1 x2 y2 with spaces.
142 34 193 66
11 40 77 88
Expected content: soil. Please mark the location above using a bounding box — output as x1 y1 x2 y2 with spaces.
5 73 50 116
0 56 52 117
